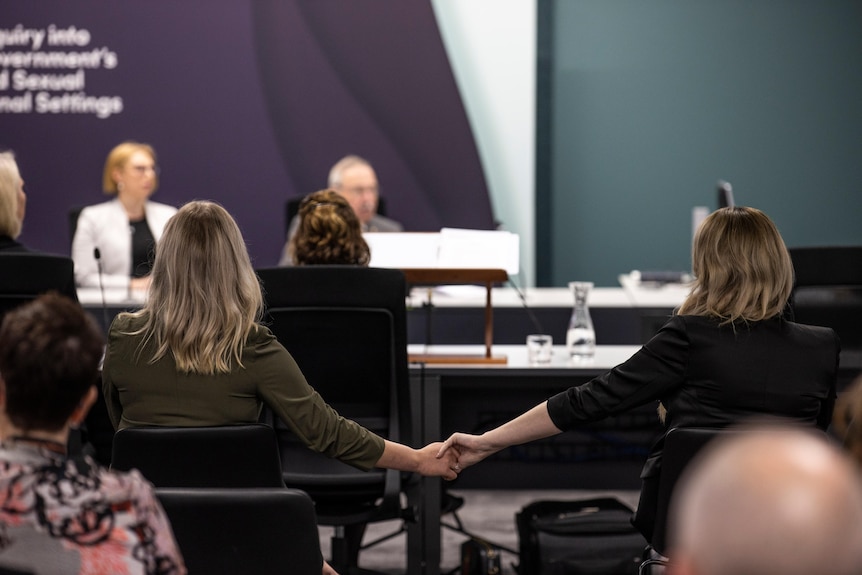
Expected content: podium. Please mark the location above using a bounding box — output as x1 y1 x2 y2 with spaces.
403 268 508 364
364 230 519 365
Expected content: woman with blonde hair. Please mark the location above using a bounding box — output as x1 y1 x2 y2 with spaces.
289 189 371 266
72 141 177 290
438 206 839 542
103 200 456 478
0 151 27 250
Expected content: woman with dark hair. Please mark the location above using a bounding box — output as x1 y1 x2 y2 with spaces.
0 294 185 573
289 189 371 266
439 206 839 541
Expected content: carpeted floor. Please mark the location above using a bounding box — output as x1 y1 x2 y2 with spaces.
318 489 641 575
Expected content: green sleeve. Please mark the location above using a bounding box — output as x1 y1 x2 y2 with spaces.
101 316 127 430
248 328 386 471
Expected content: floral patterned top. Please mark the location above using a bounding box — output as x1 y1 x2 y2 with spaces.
0 440 186 574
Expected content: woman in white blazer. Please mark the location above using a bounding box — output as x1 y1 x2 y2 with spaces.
72 142 177 289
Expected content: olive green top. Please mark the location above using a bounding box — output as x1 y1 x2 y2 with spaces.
102 314 385 471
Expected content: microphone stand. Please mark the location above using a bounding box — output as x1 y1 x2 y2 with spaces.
94 248 109 333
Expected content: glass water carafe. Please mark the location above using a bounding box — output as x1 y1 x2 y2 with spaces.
566 281 596 358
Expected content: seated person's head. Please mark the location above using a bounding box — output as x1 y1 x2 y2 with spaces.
0 293 103 435
153 200 261 312
681 206 793 323
328 155 379 225
0 151 26 240
668 426 862 575
103 141 159 199
147 200 262 374
289 189 370 266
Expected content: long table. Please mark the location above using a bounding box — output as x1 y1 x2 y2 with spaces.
405 284 689 346
79 284 688 348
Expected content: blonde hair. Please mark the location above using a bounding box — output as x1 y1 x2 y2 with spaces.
0 151 23 239
102 141 159 195
289 189 370 266
328 155 372 188
678 206 793 324
125 200 263 374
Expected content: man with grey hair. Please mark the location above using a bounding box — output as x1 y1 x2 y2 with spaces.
279 155 402 265
667 427 862 575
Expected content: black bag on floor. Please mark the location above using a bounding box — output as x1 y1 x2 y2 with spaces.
516 497 645 575
462 537 502 575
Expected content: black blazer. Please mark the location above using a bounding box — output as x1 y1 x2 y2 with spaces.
546 314 839 540
548 315 837 437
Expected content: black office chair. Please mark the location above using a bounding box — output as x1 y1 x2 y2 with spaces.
285 195 388 237
637 427 731 574
0 254 89 460
788 246 862 351
110 424 285 488
0 253 84 457
156 487 322 575
256 265 412 575
0 253 78 316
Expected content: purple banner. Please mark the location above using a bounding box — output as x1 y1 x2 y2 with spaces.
1 1 494 267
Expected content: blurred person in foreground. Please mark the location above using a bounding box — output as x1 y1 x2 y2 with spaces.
667 426 862 575
438 206 840 542
0 293 185 574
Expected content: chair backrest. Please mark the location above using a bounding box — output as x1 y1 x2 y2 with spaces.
285 195 388 236
649 427 731 556
0 253 78 317
788 246 862 350
110 424 285 488
256 265 409 434
156 487 322 575
254 266 409 521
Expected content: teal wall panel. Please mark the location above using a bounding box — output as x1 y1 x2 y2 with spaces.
548 0 862 286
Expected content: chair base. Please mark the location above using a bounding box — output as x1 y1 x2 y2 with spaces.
639 547 669 575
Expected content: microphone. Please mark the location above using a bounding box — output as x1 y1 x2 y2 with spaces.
94 248 109 333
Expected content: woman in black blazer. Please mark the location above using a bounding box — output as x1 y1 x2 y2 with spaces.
438 206 839 539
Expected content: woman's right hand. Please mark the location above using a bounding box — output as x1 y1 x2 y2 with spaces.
437 432 496 471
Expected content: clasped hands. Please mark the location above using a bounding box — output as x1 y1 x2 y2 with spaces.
419 432 493 480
